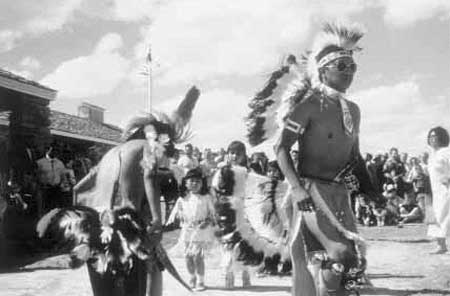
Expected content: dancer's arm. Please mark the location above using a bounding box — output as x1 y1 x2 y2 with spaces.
275 104 313 211
143 168 162 238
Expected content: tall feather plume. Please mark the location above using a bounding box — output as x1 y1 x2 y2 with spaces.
121 85 199 144
245 55 309 147
170 85 200 143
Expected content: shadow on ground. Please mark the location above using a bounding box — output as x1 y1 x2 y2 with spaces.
207 285 291 292
361 287 450 295
368 273 425 279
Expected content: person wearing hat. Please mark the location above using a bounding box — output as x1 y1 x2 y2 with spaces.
272 23 378 296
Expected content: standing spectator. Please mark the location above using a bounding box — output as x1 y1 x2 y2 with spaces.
383 147 406 196
169 149 185 186
419 152 430 176
72 152 92 182
178 143 199 175
36 146 66 212
400 152 409 171
200 150 217 186
427 126 450 254
406 157 420 182
193 146 202 163
60 160 77 207
408 163 431 214
214 148 226 164
366 154 382 194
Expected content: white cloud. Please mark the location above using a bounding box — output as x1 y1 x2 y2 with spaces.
94 33 124 53
0 30 22 53
41 33 131 98
352 80 450 154
20 57 41 71
0 0 83 51
134 0 369 87
111 0 160 22
23 0 83 34
379 0 450 27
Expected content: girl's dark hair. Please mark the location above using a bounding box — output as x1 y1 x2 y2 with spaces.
179 168 209 197
267 160 285 181
227 140 248 167
428 126 450 147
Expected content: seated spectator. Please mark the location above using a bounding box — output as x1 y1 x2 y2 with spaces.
355 194 375 226
372 199 388 227
383 183 402 225
398 184 423 226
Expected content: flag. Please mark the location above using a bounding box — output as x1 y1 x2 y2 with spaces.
146 45 152 63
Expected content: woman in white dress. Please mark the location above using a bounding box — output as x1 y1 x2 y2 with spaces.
427 126 450 254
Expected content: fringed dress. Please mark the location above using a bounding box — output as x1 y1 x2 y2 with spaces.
167 193 217 256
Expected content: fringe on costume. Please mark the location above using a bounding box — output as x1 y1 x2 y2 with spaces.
213 166 290 270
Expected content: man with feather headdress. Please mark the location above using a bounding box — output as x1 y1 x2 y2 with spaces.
246 23 378 296
71 86 200 296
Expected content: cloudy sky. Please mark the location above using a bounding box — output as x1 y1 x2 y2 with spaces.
1 0 449 156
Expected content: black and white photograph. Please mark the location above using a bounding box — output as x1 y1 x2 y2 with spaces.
0 1 449 295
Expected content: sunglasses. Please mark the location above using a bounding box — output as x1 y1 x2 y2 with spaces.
324 60 357 73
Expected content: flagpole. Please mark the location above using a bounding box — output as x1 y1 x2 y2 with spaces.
146 45 153 113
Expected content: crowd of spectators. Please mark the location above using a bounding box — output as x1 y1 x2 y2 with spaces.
3 139 433 239
356 147 431 227
162 142 433 229
3 143 103 223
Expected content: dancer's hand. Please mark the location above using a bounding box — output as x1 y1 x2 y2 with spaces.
297 197 315 212
291 186 315 212
147 221 163 244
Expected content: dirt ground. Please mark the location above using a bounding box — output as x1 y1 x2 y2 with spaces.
1 224 450 296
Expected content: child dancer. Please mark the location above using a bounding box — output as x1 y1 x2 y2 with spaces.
166 168 216 291
214 141 252 288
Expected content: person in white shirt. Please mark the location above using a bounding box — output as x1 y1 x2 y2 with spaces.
427 127 450 254
177 143 199 175
36 146 66 212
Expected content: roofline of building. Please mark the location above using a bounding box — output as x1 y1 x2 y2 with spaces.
0 119 120 145
80 101 105 111
0 74 57 101
50 129 121 146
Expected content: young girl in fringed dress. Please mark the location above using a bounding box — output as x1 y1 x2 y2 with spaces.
166 167 216 291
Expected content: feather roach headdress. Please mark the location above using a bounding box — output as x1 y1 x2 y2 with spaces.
122 86 200 144
307 22 365 87
245 22 365 147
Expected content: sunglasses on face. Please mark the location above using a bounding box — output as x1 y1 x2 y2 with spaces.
324 60 357 74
